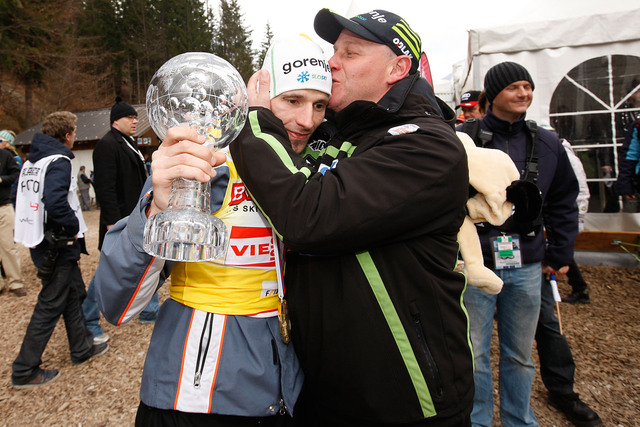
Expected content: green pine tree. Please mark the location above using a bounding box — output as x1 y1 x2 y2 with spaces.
211 0 255 82
256 23 274 69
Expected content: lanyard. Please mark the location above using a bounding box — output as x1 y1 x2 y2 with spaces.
272 230 291 343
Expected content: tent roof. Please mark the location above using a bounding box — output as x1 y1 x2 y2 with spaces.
15 104 151 147
469 8 640 56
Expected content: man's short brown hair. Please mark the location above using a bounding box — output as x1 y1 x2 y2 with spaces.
42 111 77 143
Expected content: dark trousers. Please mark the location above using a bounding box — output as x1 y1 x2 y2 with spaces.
566 259 588 294
12 261 93 381
135 401 291 427
534 275 576 396
291 383 471 427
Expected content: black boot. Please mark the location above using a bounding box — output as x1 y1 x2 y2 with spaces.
549 393 602 427
563 290 591 304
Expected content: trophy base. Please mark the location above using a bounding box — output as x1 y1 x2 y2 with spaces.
143 207 227 262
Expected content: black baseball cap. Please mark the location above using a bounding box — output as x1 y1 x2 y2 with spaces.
456 90 481 108
314 9 421 73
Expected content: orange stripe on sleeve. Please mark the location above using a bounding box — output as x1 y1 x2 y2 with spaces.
117 257 157 326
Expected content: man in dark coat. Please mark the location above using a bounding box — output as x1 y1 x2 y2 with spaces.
93 97 147 248
83 98 158 343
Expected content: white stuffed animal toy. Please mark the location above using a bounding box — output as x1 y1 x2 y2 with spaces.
456 132 521 295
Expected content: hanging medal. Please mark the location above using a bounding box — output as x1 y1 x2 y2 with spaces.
273 232 291 343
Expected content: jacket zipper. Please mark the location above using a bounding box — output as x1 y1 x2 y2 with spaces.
410 305 444 399
194 312 214 388
271 338 288 415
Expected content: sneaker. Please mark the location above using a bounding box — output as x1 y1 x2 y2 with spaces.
563 290 591 304
549 393 602 427
72 342 109 365
93 332 110 345
10 288 27 297
12 368 60 389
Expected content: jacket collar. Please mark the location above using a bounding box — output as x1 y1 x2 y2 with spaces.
333 72 454 131
111 127 134 144
484 107 527 135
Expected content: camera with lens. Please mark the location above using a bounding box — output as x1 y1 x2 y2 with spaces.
37 230 75 281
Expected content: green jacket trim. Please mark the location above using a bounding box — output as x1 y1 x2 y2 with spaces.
248 110 312 179
355 251 437 418
324 141 356 159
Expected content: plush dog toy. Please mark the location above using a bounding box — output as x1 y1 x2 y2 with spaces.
456 132 521 295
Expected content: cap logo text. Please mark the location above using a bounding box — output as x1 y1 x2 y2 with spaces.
393 38 414 59
283 58 330 75
368 11 387 23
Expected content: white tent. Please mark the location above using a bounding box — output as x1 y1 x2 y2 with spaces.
456 7 640 215
458 7 640 125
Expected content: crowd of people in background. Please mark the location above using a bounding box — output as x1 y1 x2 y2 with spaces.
2 6 640 427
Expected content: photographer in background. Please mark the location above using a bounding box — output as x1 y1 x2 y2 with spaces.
11 111 108 389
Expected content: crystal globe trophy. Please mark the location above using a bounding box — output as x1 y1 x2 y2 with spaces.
144 52 248 261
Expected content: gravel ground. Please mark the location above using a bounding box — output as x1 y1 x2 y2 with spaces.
0 209 638 426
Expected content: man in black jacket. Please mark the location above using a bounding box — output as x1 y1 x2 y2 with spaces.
230 9 473 426
94 98 147 247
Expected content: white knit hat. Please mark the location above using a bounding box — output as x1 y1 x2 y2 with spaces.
262 35 332 99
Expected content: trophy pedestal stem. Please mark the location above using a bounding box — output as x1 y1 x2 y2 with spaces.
143 178 227 261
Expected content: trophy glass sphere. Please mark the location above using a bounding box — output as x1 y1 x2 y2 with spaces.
144 52 248 261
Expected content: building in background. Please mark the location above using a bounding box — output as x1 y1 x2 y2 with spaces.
14 105 159 204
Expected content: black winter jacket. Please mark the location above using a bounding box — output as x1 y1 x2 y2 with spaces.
231 74 473 425
26 133 84 267
475 108 579 269
0 147 19 206
93 128 147 249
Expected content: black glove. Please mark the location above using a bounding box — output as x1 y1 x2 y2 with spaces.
506 179 542 224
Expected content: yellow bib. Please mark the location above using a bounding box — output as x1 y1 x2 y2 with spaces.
170 159 279 316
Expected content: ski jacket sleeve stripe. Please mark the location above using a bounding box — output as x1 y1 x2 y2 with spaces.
95 179 172 325
116 256 165 325
248 110 312 179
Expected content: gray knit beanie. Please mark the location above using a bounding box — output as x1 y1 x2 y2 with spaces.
484 62 535 104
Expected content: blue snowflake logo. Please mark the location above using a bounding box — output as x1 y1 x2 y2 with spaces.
297 71 310 83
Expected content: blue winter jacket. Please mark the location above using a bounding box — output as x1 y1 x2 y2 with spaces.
616 119 640 196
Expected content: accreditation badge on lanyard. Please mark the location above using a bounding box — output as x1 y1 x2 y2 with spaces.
491 234 523 269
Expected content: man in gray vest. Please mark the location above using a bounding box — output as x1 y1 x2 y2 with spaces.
77 166 92 211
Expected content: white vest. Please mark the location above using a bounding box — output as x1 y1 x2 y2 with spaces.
14 155 88 248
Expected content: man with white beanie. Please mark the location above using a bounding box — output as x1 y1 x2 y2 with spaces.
94 36 331 426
